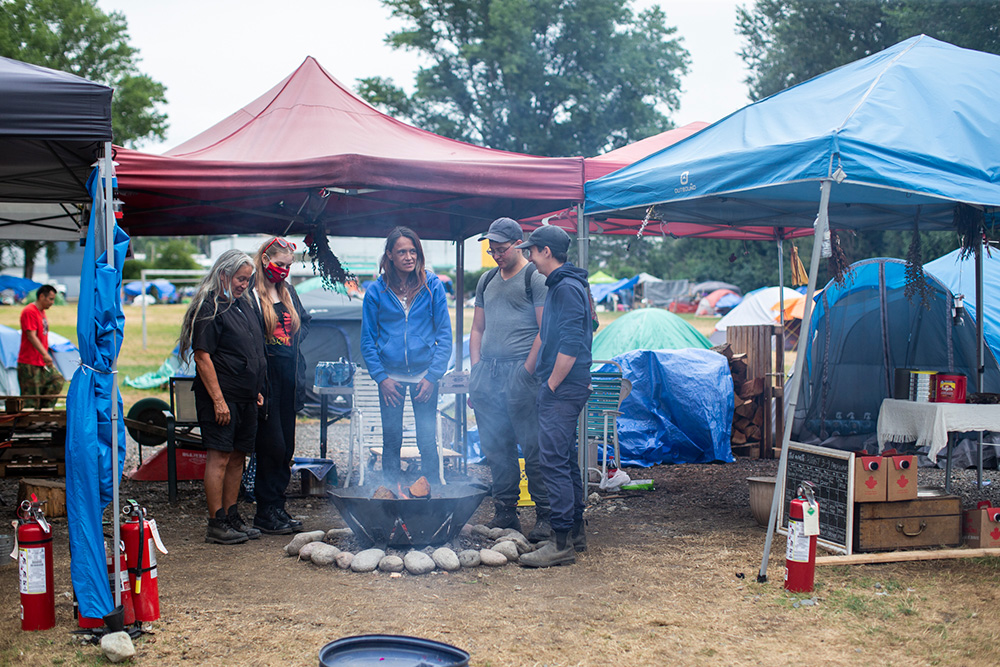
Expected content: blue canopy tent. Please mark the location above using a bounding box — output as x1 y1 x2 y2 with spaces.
0 56 122 621
584 35 1000 570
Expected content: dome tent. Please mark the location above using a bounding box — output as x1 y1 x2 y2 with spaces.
592 308 710 362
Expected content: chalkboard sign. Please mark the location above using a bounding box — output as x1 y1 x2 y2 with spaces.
779 442 855 555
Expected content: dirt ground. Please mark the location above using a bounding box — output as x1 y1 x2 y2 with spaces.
3 427 1000 666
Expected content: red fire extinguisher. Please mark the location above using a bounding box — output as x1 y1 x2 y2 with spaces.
77 542 135 629
785 481 819 593
121 500 167 622
16 495 54 631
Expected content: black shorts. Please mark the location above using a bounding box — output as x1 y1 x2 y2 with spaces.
196 395 258 454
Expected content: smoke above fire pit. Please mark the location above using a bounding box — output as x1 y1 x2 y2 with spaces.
328 481 489 549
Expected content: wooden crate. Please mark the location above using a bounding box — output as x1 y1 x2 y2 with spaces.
854 489 961 552
17 478 66 518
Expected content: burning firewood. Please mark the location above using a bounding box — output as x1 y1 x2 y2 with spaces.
372 486 397 500
408 476 431 498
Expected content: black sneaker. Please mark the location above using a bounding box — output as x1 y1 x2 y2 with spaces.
253 506 294 535
487 504 521 532
275 507 303 532
206 518 249 545
227 505 261 539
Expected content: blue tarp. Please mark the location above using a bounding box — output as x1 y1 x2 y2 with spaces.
591 275 639 304
65 170 128 620
925 248 1000 364
0 275 41 299
123 278 176 300
600 349 734 467
585 36 1000 231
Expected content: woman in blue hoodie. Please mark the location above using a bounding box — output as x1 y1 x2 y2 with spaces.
361 226 452 482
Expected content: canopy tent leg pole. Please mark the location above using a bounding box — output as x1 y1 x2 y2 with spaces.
455 234 467 476
758 179 832 582
576 204 590 493
103 142 122 608
141 269 147 349
976 237 985 487
777 236 785 329
577 204 589 271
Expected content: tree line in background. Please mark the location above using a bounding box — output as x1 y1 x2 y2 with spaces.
3 1 999 293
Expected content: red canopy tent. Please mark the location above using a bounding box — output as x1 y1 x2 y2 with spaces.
115 57 584 240
521 121 811 242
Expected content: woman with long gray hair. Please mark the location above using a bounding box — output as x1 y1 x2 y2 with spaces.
180 249 267 545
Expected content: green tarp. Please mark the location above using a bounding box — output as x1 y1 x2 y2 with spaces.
592 308 711 362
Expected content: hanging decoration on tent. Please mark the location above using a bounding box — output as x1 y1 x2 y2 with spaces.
828 231 853 287
304 226 355 291
790 244 808 286
955 203 986 260
627 205 657 251
904 219 931 308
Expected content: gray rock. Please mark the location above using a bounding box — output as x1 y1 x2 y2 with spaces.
471 524 492 539
459 524 474 538
588 492 601 504
311 543 341 566
487 527 506 540
285 530 326 556
351 548 385 572
800 598 817 607
431 547 461 571
297 541 324 562
492 540 520 562
458 549 481 568
325 528 354 542
500 533 531 554
499 528 527 541
479 548 508 567
335 551 354 570
379 555 405 572
101 631 135 663
404 550 436 575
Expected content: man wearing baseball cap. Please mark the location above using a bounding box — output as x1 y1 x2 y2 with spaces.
469 217 552 542
515 225 593 568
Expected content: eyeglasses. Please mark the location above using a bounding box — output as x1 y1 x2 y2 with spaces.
263 237 296 255
486 245 515 257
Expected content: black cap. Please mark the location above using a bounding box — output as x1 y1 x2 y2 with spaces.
478 217 524 243
515 225 571 254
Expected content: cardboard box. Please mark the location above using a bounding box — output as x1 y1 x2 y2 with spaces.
963 502 1000 548
885 454 918 501
854 455 887 502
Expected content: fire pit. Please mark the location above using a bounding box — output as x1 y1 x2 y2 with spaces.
328 481 489 548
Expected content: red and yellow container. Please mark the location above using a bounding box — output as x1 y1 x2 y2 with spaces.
934 374 967 403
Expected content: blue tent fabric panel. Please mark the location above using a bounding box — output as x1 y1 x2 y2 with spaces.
65 169 128 620
601 349 734 467
925 248 1000 363
591 275 639 303
584 36 1000 230
0 275 41 299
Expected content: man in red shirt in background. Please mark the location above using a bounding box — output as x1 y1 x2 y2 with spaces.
18 285 64 409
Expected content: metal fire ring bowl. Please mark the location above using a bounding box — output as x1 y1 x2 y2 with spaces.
328 481 490 549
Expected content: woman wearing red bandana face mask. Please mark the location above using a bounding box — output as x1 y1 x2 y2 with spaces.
249 237 311 534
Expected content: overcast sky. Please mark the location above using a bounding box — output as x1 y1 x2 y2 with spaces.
98 0 751 154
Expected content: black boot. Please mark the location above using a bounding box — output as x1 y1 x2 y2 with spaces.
275 506 303 532
527 507 554 543
571 518 587 553
519 530 575 568
227 504 261 539
206 510 249 545
253 506 293 535
487 503 521 532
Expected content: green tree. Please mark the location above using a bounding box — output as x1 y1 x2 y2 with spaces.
0 0 168 278
360 0 689 157
153 239 201 271
738 0 1000 101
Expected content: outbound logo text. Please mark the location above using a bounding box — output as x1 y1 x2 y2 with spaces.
675 171 696 194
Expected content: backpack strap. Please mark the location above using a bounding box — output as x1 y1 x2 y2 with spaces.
483 263 535 303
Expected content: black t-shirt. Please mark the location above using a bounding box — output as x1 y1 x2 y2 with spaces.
192 294 267 403
266 301 296 359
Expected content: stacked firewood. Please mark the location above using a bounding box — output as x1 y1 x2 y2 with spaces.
712 343 765 456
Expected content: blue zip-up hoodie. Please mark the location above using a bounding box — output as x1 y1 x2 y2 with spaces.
361 269 453 385
535 262 592 385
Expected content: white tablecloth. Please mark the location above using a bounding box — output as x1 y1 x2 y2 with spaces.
877 398 1000 461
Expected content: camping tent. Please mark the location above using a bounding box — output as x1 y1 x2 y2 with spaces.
709 286 802 343
695 288 740 317
0 325 80 395
124 279 177 302
925 248 1000 361
592 309 711 361
114 57 583 241
793 258 1000 444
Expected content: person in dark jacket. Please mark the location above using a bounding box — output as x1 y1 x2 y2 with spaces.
179 250 267 545
514 226 593 568
361 226 452 483
250 237 311 535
